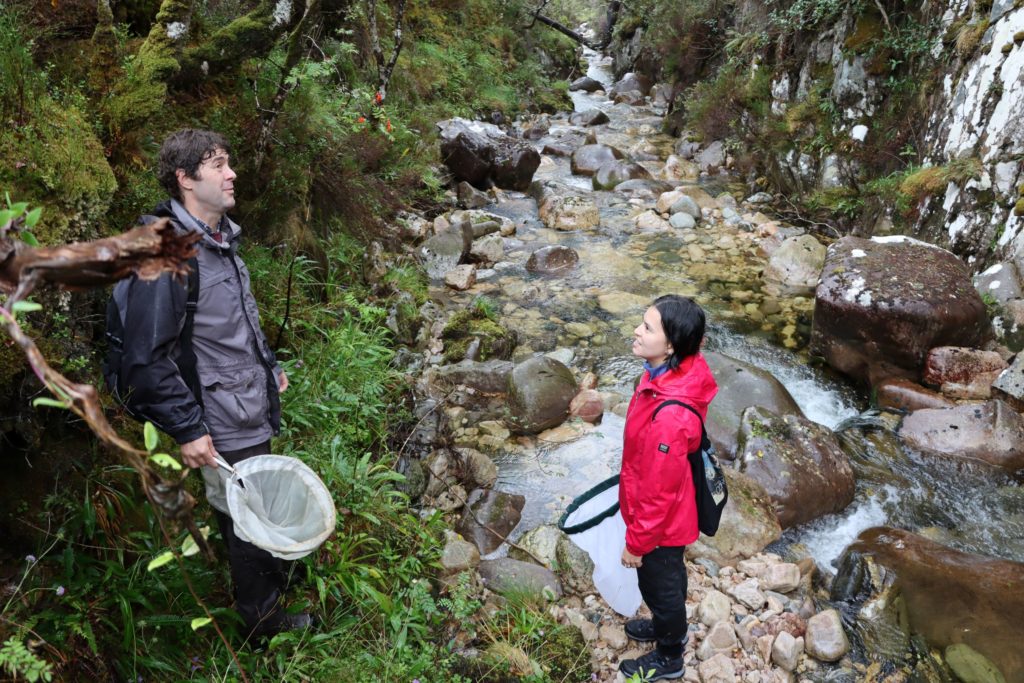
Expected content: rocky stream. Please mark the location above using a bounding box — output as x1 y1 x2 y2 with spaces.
394 46 1024 683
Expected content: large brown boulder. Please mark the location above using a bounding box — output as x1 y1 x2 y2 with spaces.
704 351 804 459
505 356 578 434
438 118 541 191
736 406 856 529
897 399 1024 471
570 144 624 176
810 236 990 385
834 527 1024 683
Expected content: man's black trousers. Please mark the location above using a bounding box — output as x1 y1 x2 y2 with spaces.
637 545 688 657
214 440 293 638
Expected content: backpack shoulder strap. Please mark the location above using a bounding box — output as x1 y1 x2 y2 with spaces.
177 257 203 409
652 399 711 449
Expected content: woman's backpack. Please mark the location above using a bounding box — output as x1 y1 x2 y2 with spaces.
652 400 729 536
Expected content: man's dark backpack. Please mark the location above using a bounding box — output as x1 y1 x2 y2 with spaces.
652 400 729 536
102 257 201 410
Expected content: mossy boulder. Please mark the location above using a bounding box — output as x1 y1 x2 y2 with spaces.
1 97 117 243
441 308 517 363
505 356 577 434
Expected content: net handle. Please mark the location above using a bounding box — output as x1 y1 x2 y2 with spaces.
557 474 621 535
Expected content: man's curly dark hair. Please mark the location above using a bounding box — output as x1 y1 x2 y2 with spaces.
157 129 232 200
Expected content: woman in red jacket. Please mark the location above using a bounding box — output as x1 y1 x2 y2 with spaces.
618 295 718 681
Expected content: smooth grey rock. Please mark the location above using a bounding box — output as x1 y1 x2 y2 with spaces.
505 356 578 434
669 212 696 229
669 195 702 219
570 144 624 176
568 76 602 92
804 609 850 662
478 557 562 600
593 160 651 190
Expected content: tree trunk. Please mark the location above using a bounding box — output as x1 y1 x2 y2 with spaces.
529 0 621 51
254 0 323 171
376 0 407 101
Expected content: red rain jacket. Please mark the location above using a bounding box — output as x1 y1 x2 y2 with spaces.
619 353 719 556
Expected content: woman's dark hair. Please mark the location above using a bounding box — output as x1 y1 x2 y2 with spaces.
157 129 232 200
653 294 705 369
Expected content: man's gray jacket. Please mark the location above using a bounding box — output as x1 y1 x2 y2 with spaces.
113 199 281 451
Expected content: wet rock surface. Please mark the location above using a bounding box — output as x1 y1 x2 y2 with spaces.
811 236 990 384
836 527 1024 682
737 406 856 529
898 399 1024 471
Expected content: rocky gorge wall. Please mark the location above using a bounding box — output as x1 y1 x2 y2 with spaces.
609 0 1024 272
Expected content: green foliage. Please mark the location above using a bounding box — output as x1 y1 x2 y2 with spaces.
0 638 54 682
766 0 856 34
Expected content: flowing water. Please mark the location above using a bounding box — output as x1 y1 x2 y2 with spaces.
441 48 1024 572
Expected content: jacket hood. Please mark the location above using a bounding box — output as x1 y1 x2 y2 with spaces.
641 352 718 414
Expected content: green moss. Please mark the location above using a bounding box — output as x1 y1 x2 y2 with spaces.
0 96 118 243
1014 198 1024 216
137 0 190 81
1015 31 1024 44
844 13 884 53
955 20 990 57
1001 42 1014 53
441 309 517 363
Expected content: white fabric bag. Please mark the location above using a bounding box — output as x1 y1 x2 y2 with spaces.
558 475 642 617
205 454 337 561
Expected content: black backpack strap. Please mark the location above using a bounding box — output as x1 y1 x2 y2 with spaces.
177 257 203 410
652 399 711 448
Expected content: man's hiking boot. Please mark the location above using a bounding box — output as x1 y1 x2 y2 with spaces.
625 618 656 642
619 649 684 681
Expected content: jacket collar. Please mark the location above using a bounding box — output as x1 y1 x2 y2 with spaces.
164 199 240 250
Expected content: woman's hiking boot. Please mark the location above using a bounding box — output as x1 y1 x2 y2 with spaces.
618 649 684 681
